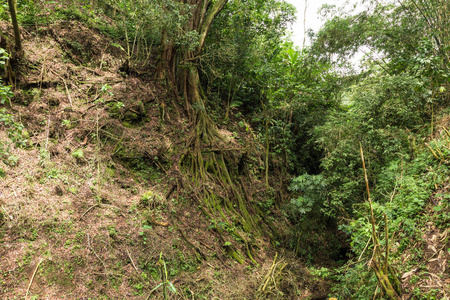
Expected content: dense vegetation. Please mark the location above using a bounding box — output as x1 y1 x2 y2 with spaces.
1 0 449 299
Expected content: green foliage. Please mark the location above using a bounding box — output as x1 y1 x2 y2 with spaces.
0 49 13 106
331 145 444 298
0 50 28 155
0 48 8 66
71 149 84 159
285 173 343 262
330 263 379 300
203 0 297 111
289 174 327 215
313 72 427 221
139 191 154 207
0 109 28 148
0 1 8 20
147 252 177 299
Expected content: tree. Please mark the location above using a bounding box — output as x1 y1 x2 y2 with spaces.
7 0 22 54
159 0 229 180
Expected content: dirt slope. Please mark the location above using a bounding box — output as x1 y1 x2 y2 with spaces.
0 19 329 299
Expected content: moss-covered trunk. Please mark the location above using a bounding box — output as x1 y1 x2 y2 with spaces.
160 0 276 264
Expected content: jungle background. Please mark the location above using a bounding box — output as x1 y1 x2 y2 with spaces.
0 0 449 299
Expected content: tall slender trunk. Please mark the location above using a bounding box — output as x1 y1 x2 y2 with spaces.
7 0 22 54
302 0 307 49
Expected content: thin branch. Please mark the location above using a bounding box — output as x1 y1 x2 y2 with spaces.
25 258 43 300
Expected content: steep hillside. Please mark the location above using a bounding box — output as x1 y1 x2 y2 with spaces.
2 1 449 299
0 18 330 299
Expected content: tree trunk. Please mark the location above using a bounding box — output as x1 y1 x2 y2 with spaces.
161 0 227 141
7 0 22 54
160 0 271 263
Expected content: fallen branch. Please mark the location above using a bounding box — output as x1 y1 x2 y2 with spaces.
25 258 43 300
202 147 245 152
87 234 108 271
126 248 149 285
178 228 206 261
126 248 139 273
79 204 99 220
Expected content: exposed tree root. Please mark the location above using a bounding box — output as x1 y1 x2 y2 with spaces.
177 106 274 264
257 253 288 298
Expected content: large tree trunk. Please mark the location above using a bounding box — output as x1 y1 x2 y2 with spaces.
162 0 260 226
160 0 276 264
163 0 227 111
160 0 228 150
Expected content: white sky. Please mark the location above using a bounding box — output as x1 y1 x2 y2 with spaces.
284 0 328 47
285 0 360 48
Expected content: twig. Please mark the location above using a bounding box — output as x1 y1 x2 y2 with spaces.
87 234 107 270
359 142 378 248
202 147 245 152
384 214 389 275
155 160 168 175
25 258 43 300
358 235 372 262
79 204 99 220
425 142 440 160
44 114 51 153
99 203 126 217
39 55 47 92
261 252 278 292
126 248 150 285
126 248 139 273
77 80 123 85
61 77 73 106
178 228 206 260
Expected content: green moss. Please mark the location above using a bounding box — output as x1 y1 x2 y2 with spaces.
140 190 154 205
224 244 244 264
42 259 76 289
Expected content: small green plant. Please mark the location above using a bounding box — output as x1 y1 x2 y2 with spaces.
107 225 117 239
71 149 84 159
140 191 154 206
147 252 177 299
68 186 79 195
62 119 71 127
309 266 332 279
0 109 28 148
46 169 59 179
0 70 28 159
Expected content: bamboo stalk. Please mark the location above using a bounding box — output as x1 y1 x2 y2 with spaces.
359 143 378 248
360 143 401 300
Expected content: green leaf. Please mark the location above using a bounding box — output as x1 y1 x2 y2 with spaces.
71 149 84 158
433 205 442 212
167 282 177 293
230 101 242 108
148 282 164 295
